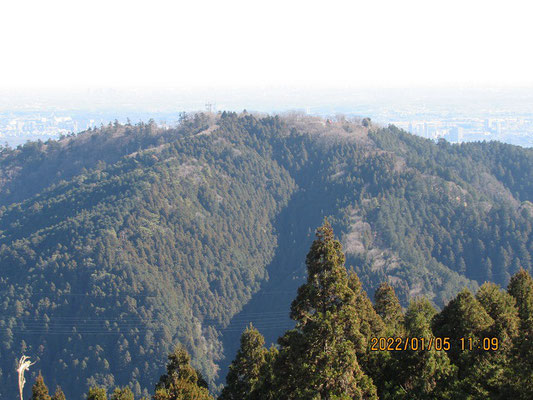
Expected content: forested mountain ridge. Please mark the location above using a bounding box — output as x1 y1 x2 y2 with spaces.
0 112 531 398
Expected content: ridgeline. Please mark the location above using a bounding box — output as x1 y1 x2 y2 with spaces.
0 112 531 398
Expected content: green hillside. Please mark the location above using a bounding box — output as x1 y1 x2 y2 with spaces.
0 112 531 398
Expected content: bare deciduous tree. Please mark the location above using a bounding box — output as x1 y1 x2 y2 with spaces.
17 355 35 400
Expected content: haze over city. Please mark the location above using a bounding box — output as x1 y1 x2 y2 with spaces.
1 1 533 147
2 1 533 399
2 85 533 147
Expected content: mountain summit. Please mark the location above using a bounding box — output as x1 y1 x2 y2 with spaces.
0 112 531 398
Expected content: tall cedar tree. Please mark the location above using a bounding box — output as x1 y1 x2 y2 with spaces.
87 387 107 400
507 269 533 399
347 273 389 395
348 273 385 346
30 373 51 400
219 324 267 400
252 345 279 400
110 387 134 400
51 387 66 400
388 298 455 399
476 282 519 347
475 282 520 397
274 220 378 399
433 289 493 368
374 282 403 335
153 345 213 400
369 281 405 398
432 289 494 398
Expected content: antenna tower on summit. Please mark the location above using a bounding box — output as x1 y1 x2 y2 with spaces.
205 102 215 113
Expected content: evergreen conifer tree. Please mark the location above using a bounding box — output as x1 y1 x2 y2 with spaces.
219 324 267 400
432 288 494 398
472 282 521 398
374 282 403 335
348 271 389 394
110 387 134 400
30 373 51 400
508 269 533 331
433 289 493 365
506 269 533 399
274 220 377 399
51 387 66 400
86 387 107 400
153 345 213 400
389 298 455 399
348 272 385 342
252 345 279 400
476 282 519 348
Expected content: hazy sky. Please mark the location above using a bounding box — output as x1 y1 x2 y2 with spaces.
1 0 532 89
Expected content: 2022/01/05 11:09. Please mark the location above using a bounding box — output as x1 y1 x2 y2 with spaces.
369 337 500 351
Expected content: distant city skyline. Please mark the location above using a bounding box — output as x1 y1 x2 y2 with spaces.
1 86 533 148
3 0 533 147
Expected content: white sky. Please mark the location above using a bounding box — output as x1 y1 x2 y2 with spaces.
1 0 532 89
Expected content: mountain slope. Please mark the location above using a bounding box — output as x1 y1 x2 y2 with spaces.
0 112 531 398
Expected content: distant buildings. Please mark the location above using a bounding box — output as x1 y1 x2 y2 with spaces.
0 112 107 147
447 127 463 143
1 108 532 148
390 116 532 147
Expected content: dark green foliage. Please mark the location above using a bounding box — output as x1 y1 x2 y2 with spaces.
0 114 296 397
476 282 519 346
387 298 454 399
51 387 66 400
233 235 532 400
432 289 494 369
274 220 377 399
506 269 533 398
87 387 108 400
31 372 51 400
348 272 385 341
462 282 520 398
432 289 508 398
347 272 386 383
0 113 531 397
347 277 389 398
154 345 213 400
110 387 134 400
5 220 533 399
374 282 403 334
252 345 278 400
219 324 266 400
508 269 533 330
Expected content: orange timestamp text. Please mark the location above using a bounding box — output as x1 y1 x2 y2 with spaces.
370 337 499 351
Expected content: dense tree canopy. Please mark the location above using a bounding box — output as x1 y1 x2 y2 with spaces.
51 387 66 400
219 324 267 400
30 373 52 400
273 220 377 399
218 225 533 399
373 283 403 335
17 223 533 399
506 269 533 398
153 345 213 400
0 113 531 398
87 387 108 400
